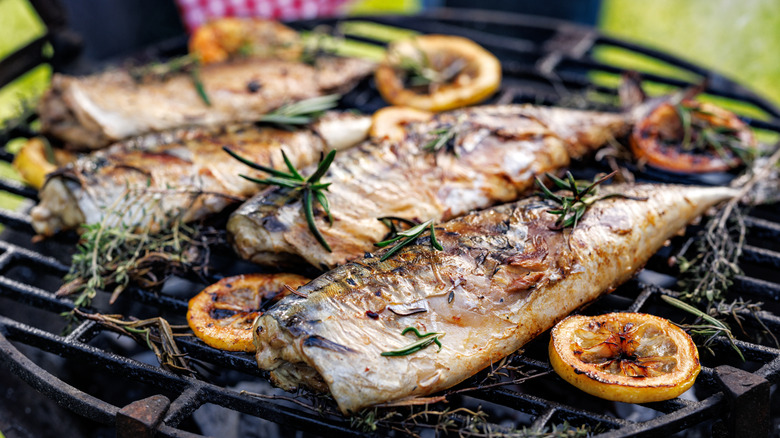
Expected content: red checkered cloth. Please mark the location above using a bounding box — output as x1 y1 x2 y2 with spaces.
175 0 352 32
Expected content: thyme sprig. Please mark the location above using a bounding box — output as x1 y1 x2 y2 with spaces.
256 94 341 129
74 309 196 375
225 147 336 252
660 295 745 361
375 219 443 262
535 171 646 230
58 193 220 310
381 326 443 357
128 55 211 106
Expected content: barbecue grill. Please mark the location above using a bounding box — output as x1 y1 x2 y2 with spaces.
1 6 779 438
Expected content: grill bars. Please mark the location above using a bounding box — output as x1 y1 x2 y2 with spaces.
1 9 779 438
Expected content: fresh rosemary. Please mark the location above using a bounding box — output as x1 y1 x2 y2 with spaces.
375 219 443 262
255 94 341 129
535 171 646 230
381 326 443 357
393 44 466 91
128 55 211 106
225 147 336 252
423 125 458 155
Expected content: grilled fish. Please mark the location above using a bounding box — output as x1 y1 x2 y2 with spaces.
30 112 372 237
253 183 736 413
229 104 630 269
38 56 374 150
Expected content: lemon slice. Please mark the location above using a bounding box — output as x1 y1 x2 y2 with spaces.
549 312 700 403
374 34 501 112
187 273 309 352
369 106 433 142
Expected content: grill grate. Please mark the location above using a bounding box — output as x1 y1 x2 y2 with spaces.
1 8 779 437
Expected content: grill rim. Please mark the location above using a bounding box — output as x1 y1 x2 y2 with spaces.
1 7 779 438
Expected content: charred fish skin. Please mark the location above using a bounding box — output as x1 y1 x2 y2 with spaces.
38 56 375 150
30 112 372 237
229 104 630 268
253 183 737 414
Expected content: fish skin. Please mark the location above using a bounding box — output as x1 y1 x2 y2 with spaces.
38 56 375 150
229 104 630 269
29 112 372 237
252 183 737 414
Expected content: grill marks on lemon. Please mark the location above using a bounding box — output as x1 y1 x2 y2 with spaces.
187 273 310 352
550 313 700 403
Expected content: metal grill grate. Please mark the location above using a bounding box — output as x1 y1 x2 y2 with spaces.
1 8 779 437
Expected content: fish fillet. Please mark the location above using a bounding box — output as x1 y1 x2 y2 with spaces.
30 112 371 236
38 56 374 150
253 183 736 413
229 104 630 269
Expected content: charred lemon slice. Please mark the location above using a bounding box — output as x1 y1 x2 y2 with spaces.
631 100 756 173
369 106 433 142
549 312 700 403
187 273 310 352
189 18 302 64
12 137 76 189
374 35 501 112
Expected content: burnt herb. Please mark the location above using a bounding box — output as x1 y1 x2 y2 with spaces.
256 94 341 129
535 171 647 230
375 218 443 262
225 147 336 252
74 309 196 375
381 326 443 357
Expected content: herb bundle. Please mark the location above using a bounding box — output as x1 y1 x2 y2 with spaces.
674 101 755 165
225 147 336 252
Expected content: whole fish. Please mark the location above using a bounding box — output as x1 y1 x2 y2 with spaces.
38 56 374 150
30 112 371 236
229 104 630 269
253 183 736 413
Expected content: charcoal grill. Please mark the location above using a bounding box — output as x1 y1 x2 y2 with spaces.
1 6 780 438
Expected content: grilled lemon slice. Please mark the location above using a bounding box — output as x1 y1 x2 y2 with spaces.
374 35 501 112
630 100 756 173
187 273 310 352
369 106 433 142
549 312 700 403
12 137 76 189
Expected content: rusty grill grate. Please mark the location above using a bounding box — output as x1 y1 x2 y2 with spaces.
1 8 780 438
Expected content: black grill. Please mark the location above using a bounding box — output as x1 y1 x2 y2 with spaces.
1 8 779 438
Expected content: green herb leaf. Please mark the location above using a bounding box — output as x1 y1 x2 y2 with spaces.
375 219 443 262
381 326 443 356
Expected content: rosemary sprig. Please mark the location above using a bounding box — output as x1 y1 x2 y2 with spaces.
423 125 458 155
256 94 341 129
381 326 443 357
673 102 756 165
535 171 646 230
225 147 336 252
128 55 211 106
375 219 443 262
661 295 745 361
